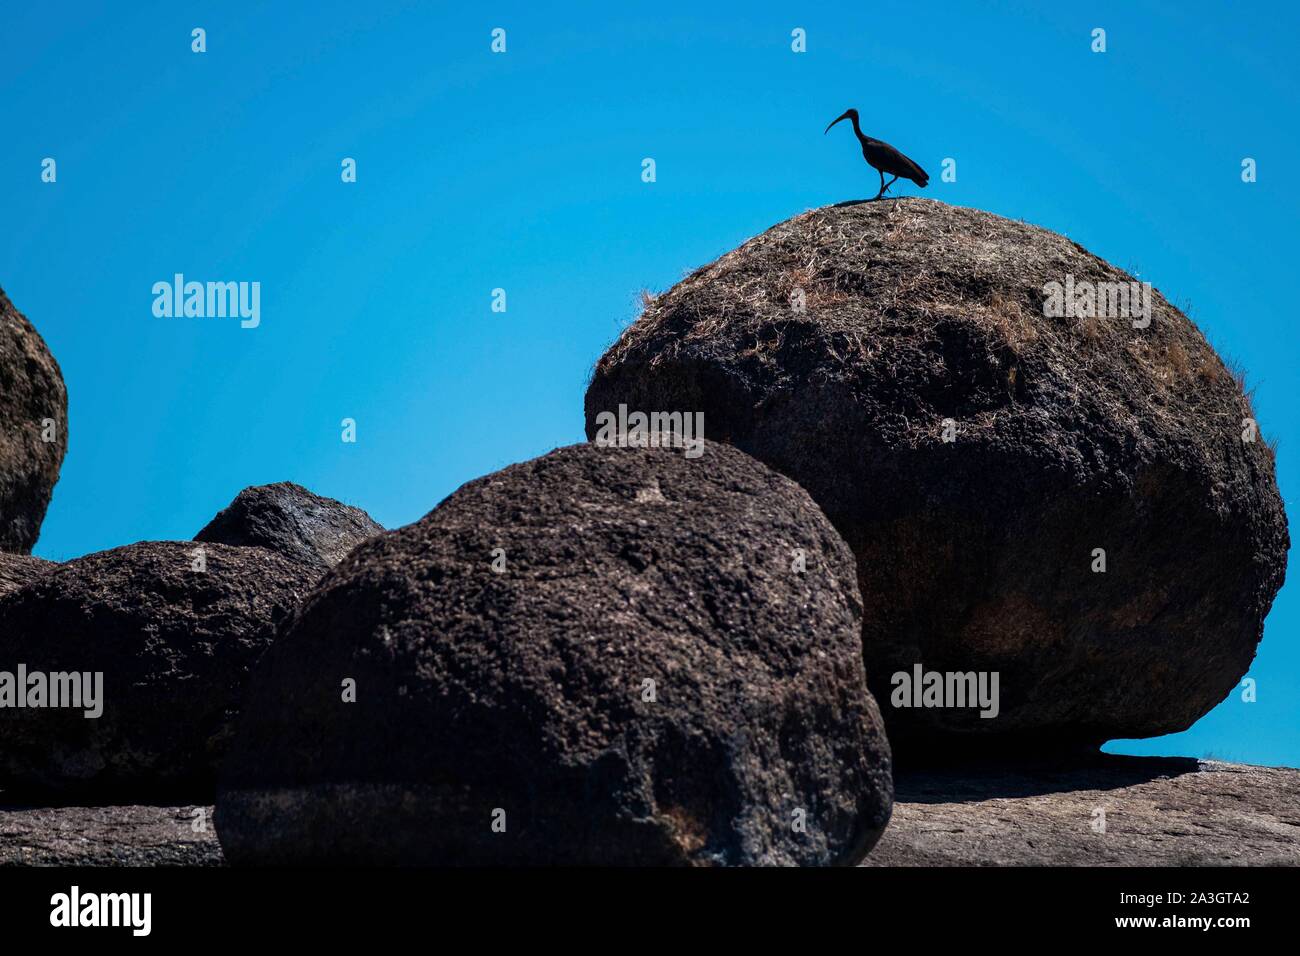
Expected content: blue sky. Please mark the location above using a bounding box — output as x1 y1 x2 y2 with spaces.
2 1 1296 765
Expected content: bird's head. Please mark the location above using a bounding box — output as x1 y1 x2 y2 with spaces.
824 108 858 134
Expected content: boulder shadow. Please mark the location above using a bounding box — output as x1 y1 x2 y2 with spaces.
832 198 891 208
893 752 1204 804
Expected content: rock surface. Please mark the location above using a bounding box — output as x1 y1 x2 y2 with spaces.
0 804 221 866
195 481 383 570
0 288 68 554
4 757 1294 867
865 756 1300 866
0 541 319 798
0 552 54 597
217 441 892 866
585 198 1289 750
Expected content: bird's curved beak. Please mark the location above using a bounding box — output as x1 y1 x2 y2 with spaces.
825 111 851 134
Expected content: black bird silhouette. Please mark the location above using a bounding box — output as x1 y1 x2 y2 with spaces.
825 108 929 200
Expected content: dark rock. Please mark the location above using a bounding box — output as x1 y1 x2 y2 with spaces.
0 804 222 866
864 756 1300 866
0 288 68 554
0 552 54 597
585 198 1289 751
0 541 319 798
195 482 382 571
217 441 891 866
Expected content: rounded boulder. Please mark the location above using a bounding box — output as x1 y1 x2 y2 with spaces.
584 198 1289 751
0 288 68 554
217 441 892 865
195 481 383 571
0 541 319 797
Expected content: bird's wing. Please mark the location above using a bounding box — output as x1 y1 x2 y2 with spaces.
875 141 929 185
889 143 930 182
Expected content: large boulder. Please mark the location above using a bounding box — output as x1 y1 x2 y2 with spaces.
195 481 383 571
0 552 54 597
0 288 68 554
584 198 1289 751
0 541 319 798
217 441 891 866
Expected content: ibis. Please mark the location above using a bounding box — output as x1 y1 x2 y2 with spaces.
825 109 929 200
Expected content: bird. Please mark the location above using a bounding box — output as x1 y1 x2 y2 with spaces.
824 108 929 200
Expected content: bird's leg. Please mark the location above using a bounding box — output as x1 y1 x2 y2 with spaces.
882 175 899 195
873 169 886 200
